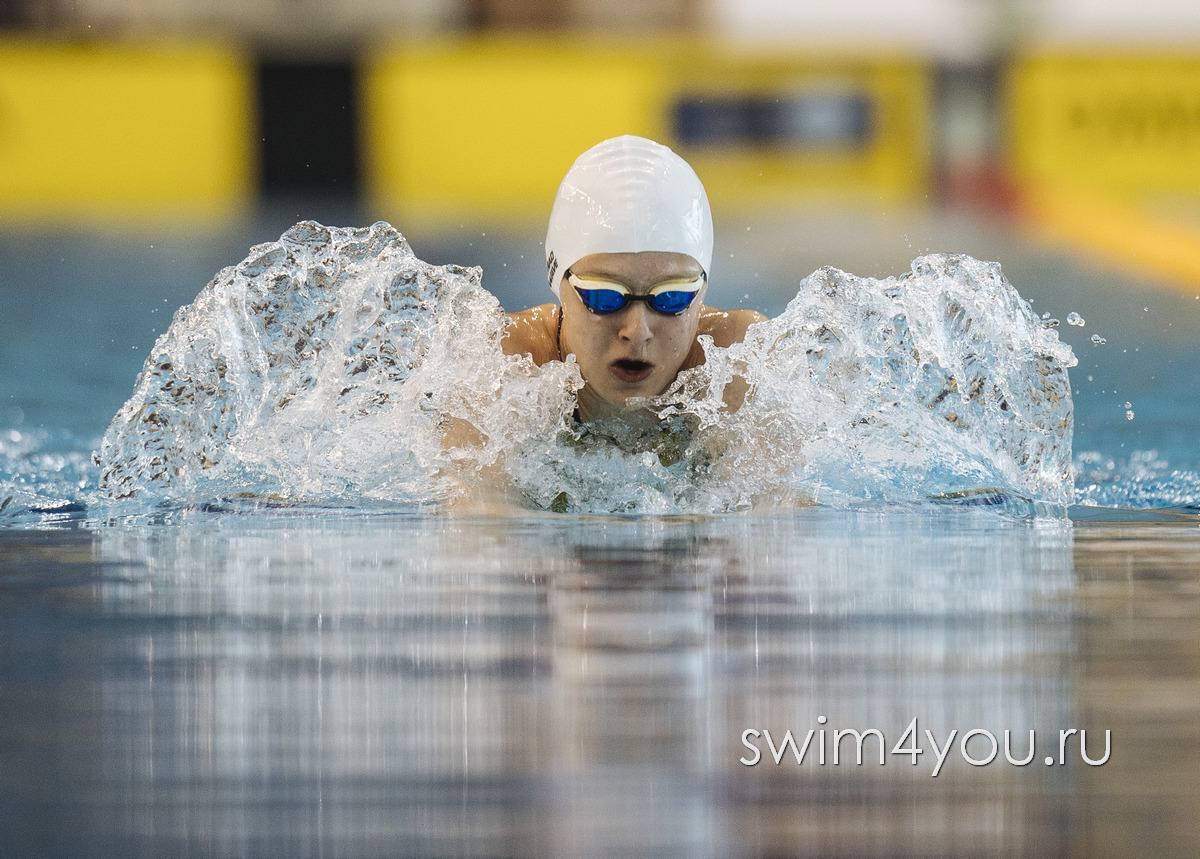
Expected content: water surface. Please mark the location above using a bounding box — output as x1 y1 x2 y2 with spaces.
1 509 1197 856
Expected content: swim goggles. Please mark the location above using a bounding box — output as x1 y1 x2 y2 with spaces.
566 269 706 316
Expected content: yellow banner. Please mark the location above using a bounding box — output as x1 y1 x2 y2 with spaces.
1009 53 1200 199
0 40 254 219
363 37 930 221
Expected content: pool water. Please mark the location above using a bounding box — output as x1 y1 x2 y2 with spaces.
2 509 1198 855
3 208 1198 517
1 209 1198 855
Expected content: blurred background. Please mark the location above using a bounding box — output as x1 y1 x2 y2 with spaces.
1 0 1198 457
2 9 1199 855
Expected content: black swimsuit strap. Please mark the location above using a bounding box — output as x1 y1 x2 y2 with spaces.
556 306 583 426
555 304 563 361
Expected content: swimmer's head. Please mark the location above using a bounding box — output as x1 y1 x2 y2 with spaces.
557 250 708 409
545 135 713 297
546 136 714 410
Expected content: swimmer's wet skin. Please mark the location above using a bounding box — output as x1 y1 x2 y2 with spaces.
507 134 765 414
448 135 766 513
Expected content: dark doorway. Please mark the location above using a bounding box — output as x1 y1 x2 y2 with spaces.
256 61 361 200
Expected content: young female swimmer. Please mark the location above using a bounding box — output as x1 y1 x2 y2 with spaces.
445 135 767 510
502 134 766 419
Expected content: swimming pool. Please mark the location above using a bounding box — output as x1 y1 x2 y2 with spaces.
3 206 1197 516
1 209 1198 854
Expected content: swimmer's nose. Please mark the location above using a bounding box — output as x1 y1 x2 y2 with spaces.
617 301 653 345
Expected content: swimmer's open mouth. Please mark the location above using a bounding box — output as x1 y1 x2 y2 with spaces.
609 358 655 384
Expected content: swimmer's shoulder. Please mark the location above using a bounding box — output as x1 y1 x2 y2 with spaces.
502 303 559 365
698 306 769 348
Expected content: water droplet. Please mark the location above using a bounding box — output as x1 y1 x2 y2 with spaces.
1090 334 1106 345
1087 375 1094 382
1066 312 1085 326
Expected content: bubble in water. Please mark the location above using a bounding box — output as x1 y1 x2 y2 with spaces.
1124 401 1132 409
1091 334 1106 345
1125 410 1135 421
1066 312 1085 327
97 234 1078 512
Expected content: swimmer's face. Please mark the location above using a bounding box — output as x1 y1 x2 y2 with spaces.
559 251 706 408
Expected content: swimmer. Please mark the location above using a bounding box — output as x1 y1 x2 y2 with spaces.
445 136 767 511
501 135 766 420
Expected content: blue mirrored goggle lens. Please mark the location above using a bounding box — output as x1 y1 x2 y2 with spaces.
574 287 700 315
648 290 697 315
575 287 629 314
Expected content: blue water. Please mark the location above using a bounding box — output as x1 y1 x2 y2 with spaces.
2 210 1199 856
2 210 1197 522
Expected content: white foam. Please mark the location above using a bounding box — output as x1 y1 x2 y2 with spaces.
97 222 1077 513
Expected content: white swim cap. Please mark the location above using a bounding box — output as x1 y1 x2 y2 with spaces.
545 135 713 296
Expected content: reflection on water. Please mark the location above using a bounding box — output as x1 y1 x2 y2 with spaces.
1 510 1197 856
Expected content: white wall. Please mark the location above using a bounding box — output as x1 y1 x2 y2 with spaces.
38 0 464 39
1030 0 1200 44
704 0 1200 58
702 0 1000 60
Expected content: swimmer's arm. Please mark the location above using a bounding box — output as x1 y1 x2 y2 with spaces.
439 306 560 513
705 307 768 344
700 307 769 413
438 419 524 515
501 303 559 365
444 304 557 447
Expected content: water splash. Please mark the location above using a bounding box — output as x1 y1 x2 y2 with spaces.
641 254 1077 509
92 222 1077 514
0 429 95 524
1075 450 1200 510
97 221 578 508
